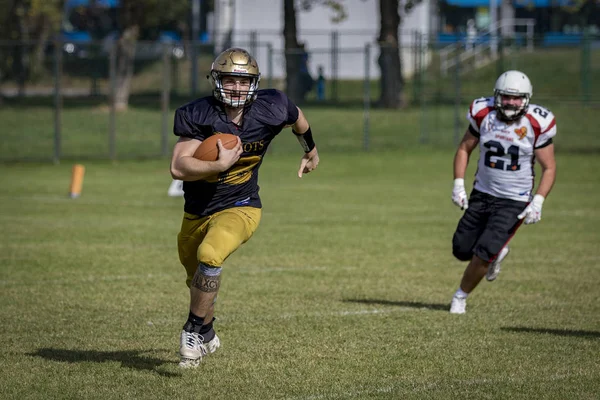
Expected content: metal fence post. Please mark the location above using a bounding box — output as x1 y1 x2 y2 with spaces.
412 30 419 104
581 28 591 105
419 33 428 145
172 51 180 97
53 39 63 164
363 43 371 151
191 0 200 97
109 40 117 161
496 34 504 79
331 30 339 101
526 20 534 52
453 46 461 146
250 30 258 59
191 42 199 97
161 43 172 157
267 43 273 89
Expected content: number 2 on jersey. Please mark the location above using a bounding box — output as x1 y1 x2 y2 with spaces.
484 140 520 171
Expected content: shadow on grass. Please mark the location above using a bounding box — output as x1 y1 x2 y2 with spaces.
29 348 180 377
501 327 600 339
343 298 449 311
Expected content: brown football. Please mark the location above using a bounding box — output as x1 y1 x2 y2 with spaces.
193 133 239 161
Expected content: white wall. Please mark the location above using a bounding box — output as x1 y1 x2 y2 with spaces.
212 0 432 79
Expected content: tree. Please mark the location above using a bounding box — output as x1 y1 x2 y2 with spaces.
283 0 302 103
111 0 189 110
0 0 63 92
284 0 416 108
283 0 346 103
377 0 422 109
377 0 403 108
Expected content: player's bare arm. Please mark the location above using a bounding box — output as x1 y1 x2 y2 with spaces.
517 143 556 224
451 129 479 210
453 129 479 179
291 106 319 178
534 143 556 198
170 136 242 181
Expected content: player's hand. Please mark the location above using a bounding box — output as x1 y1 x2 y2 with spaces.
216 137 242 171
298 147 319 178
518 194 545 225
451 178 469 210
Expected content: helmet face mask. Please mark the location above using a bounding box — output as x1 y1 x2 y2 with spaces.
209 48 261 107
493 70 532 121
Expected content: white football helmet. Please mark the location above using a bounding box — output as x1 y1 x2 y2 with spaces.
208 47 261 107
493 70 533 121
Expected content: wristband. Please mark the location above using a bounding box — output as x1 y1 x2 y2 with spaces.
532 194 545 207
293 127 316 153
453 178 465 187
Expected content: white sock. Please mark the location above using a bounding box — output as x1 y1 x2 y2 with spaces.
455 288 469 298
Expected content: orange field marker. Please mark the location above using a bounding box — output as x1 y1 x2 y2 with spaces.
69 164 86 198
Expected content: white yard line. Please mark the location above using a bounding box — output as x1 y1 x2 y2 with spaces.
284 371 596 400
145 308 407 327
0 265 358 286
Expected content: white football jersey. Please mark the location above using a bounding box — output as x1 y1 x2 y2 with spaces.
467 97 557 202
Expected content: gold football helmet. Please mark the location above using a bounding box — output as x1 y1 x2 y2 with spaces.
209 47 261 107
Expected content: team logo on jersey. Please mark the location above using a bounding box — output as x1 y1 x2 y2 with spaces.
514 126 527 140
204 155 262 185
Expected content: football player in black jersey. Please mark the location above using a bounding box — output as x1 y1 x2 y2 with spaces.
170 47 320 367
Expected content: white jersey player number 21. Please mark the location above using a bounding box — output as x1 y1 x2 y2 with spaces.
468 97 556 202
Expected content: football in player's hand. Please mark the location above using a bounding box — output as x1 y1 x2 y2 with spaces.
193 134 239 161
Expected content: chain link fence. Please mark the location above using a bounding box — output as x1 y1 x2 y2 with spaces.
1 33 598 162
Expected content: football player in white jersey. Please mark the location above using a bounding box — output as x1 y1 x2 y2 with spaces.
449 70 557 314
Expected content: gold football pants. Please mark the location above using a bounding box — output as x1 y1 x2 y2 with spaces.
177 206 262 287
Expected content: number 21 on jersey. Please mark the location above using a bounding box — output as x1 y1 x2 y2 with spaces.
484 140 520 171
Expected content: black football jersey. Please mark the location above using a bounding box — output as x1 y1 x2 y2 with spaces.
173 89 299 216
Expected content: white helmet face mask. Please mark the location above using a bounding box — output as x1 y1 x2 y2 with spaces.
493 70 533 121
209 48 261 108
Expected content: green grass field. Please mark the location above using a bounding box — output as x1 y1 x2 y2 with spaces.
1 43 599 398
1 149 599 399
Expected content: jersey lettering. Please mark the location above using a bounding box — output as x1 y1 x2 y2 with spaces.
532 107 548 119
483 140 521 171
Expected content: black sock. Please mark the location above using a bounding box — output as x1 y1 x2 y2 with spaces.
182 311 204 333
199 317 216 341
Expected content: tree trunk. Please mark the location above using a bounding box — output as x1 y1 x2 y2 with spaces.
16 9 29 97
377 0 404 109
31 15 51 80
0 0 19 84
283 0 303 103
114 25 139 111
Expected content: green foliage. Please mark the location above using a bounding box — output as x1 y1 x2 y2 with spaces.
28 0 63 28
119 0 191 33
298 0 348 23
0 0 63 39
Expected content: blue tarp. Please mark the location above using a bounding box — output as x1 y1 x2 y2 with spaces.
61 31 92 42
65 0 119 8
445 0 578 7
436 32 586 46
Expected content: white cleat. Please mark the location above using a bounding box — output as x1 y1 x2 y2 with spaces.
450 295 467 314
205 334 221 355
486 246 510 282
179 330 208 368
